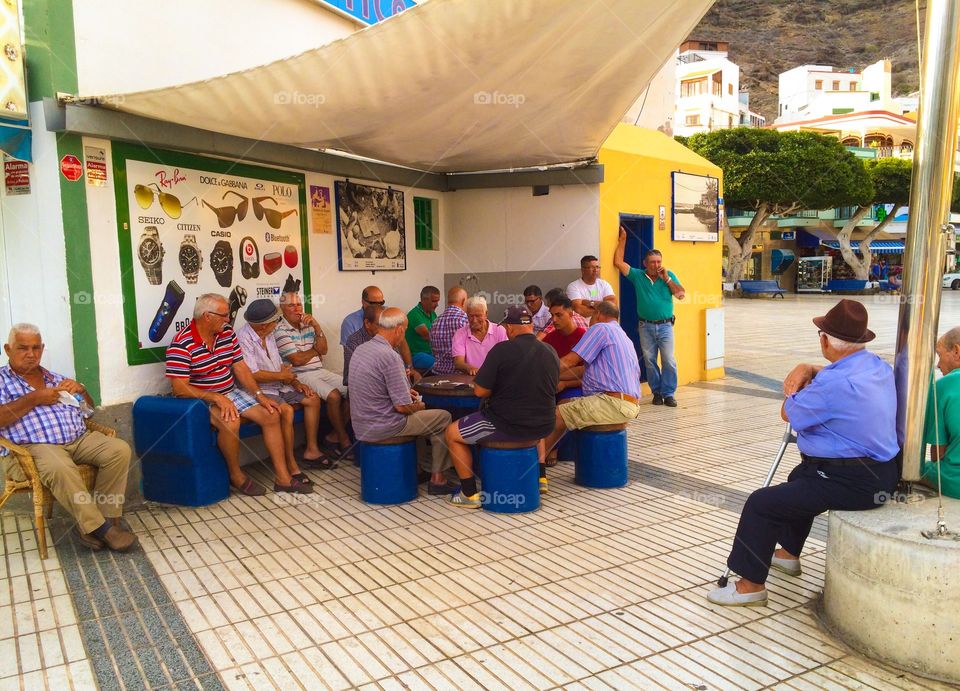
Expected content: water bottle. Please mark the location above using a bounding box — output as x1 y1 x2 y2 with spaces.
74 393 95 419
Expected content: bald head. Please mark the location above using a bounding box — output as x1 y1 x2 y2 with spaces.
447 286 467 307
377 306 408 346
594 300 620 323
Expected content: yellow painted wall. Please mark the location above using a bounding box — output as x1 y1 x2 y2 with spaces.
598 124 725 385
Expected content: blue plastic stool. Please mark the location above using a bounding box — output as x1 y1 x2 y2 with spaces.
133 396 230 506
478 441 541 513
555 388 582 462
575 424 628 488
358 436 418 504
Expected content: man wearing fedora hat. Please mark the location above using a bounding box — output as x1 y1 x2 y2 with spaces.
236 298 334 482
708 299 900 607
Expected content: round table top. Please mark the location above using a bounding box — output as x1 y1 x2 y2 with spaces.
415 374 476 397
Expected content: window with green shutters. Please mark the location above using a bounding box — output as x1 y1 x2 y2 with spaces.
414 197 439 250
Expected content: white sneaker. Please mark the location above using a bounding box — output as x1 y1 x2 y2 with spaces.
770 555 802 577
706 582 767 607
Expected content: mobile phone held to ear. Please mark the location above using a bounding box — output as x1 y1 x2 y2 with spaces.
149 280 185 343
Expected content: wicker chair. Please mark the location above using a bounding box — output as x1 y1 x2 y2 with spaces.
0 420 115 559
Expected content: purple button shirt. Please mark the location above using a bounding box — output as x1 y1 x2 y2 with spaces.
573 322 641 399
0 366 86 454
236 323 293 396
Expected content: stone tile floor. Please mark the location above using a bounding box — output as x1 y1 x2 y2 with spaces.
3 292 959 690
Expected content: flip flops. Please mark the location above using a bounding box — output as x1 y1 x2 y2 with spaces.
231 478 267 496
274 476 314 494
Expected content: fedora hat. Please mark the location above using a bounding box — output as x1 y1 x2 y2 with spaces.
813 299 875 343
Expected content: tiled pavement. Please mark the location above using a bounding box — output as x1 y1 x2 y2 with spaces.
3 293 959 690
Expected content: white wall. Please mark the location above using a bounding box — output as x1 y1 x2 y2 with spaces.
0 102 75 376
73 0 356 95
85 138 446 404
444 185 600 276
623 51 676 136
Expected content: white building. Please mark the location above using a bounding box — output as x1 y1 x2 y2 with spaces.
776 59 898 124
673 40 765 136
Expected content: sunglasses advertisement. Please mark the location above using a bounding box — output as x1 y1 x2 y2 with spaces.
117 146 308 364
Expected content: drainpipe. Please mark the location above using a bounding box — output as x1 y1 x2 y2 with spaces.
895 0 960 480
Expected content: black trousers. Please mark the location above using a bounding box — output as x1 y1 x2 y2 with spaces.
727 458 899 584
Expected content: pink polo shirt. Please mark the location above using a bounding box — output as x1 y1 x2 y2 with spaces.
451 321 508 369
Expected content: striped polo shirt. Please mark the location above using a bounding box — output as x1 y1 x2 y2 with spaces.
573 321 641 399
165 321 243 393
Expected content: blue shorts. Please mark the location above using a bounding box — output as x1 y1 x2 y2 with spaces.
457 411 517 444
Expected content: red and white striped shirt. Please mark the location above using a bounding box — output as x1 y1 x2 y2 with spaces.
165 321 243 393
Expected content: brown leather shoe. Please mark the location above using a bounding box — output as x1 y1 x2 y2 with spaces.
101 525 139 552
75 528 104 551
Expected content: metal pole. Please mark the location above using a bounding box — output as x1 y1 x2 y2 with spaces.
895 0 960 480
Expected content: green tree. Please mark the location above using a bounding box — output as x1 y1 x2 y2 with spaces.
686 129 873 284
826 158 912 280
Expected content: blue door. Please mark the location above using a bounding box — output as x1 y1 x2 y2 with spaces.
618 215 654 383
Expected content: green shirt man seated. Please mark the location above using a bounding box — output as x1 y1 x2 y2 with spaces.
923 327 960 498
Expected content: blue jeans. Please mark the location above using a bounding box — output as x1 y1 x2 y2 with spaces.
638 321 677 396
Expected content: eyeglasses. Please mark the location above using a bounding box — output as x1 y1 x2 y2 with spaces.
817 330 825 337
206 310 229 319
203 191 248 228
134 183 197 219
253 196 298 229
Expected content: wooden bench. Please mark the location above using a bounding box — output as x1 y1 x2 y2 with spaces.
737 280 785 298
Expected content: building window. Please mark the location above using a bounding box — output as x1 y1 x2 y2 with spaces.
685 114 701 126
832 108 854 115
728 83 733 95
815 79 823 90
832 80 840 90
680 78 706 97
413 197 438 251
870 91 880 102
728 115 733 127
849 82 857 91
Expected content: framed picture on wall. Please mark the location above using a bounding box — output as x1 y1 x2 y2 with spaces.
671 171 719 242
335 180 406 270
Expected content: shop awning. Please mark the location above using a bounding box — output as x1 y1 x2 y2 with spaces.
76 0 715 174
680 68 721 81
823 240 905 254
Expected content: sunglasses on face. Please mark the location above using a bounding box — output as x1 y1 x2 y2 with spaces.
253 196 298 229
203 191 249 228
134 183 197 219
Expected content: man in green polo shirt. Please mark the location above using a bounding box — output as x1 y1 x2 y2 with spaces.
405 285 440 371
614 226 685 407
922 327 960 498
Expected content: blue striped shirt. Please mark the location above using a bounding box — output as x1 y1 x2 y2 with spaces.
573 322 641 398
0 366 86 453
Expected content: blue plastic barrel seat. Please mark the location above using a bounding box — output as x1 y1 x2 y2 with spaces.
358 436 418 504
575 423 628 488
555 388 583 462
478 440 541 513
133 396 230 506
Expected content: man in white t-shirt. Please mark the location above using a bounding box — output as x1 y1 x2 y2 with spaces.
566 254 617 319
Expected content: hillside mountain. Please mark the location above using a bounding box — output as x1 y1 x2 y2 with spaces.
691 0 925 122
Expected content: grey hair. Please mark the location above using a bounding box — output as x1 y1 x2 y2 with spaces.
941 327 960 351
465 295 488 312
8 323 40 346
824 333 865 353
378 309 407 329
595 301 620 319
194 293 228 319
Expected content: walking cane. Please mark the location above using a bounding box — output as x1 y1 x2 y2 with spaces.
717 421 797 587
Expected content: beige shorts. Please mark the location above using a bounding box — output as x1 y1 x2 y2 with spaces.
296 368 347 399
558 393 640 430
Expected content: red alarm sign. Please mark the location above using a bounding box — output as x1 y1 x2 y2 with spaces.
60 154 83 181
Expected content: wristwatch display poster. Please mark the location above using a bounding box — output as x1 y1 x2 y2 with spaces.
123 156 307 356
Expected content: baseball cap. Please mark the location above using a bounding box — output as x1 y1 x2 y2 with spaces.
500 305 533 325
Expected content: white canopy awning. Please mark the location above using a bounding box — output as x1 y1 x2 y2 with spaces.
83 0 715 174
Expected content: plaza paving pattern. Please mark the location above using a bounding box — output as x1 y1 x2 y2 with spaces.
2 293 959 690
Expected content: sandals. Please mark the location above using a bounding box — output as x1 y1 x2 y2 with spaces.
545 454 558 468
231 478 267 496
274 476 314 494
300 455 338 471
321 438 355 461
291 472 313 485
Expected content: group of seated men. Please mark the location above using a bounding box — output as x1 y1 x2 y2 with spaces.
4 267 960 552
